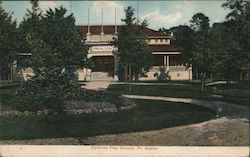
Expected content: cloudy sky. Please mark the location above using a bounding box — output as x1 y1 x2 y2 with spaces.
2 1 230 30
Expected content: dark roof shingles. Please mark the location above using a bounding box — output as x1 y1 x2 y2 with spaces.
77 25 169 37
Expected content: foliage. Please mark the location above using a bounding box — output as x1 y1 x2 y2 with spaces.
167 25 195 64
157 66 171 81
190 13 210 32
17 67 72 111
113 6 152 81
189 13 213 91
0 3 19 73
0 100 215 140
17 1 88 110
222 0 250 77
19 4 87 73
17 0 42 69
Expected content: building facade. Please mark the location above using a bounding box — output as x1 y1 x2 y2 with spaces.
77 25 192 81
4 25 192 82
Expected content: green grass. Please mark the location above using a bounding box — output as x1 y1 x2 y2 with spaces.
1 86 124 111
0 99 216 140
107 81 250 106
0 79 246 141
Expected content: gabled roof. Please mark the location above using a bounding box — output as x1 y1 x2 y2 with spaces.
77 25 170 37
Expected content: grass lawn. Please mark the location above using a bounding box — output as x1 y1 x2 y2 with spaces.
2 80 245 141
107 81 249 106
0 99 216 140
1 83 123 111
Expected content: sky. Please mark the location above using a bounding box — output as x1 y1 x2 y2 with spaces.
2 0 231 30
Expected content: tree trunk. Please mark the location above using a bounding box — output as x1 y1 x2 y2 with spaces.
196 68 198 80
10 65 13 84
20 70 24 86
128 64 132 92
200 73 205 92
201 78 204 92
135 73 139 81
240 71 243 80
124 64 128 82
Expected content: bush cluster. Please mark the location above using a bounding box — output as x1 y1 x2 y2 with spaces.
17 67 80 111
157 67 171 81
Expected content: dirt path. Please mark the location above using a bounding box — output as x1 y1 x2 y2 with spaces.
84 117 249 146
122 95 249 119
0 95 249 145
83 95 249 146
83 81 115 91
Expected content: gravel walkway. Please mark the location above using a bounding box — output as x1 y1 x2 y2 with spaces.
83 81 191 91
1 94 249 145
83 95 249 146
122 95 249 119
83 81 115 91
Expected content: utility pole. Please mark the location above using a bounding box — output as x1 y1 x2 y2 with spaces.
137 0 139 23
69 1 72 14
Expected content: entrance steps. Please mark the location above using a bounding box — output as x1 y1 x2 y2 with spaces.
90 72 114 81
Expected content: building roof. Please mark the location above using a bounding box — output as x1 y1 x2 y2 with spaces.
77 25 170 37
149 45 184 52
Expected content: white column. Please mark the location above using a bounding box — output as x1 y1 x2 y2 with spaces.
114 55 119 80
167 56 169 66
164 56 166 67
167 56 169 71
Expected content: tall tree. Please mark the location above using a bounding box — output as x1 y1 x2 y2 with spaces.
168 25 195 64
17 0 42 69
222 0 250 80
190 13 210 32
18 4 88 108
114 6 152 82
0 2 18 74
190 13 212 91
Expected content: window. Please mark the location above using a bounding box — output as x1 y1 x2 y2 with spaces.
160 39 163 42
155 39 158 42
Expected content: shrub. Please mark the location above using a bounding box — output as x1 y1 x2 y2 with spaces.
157 66 171 81
17 67 80 111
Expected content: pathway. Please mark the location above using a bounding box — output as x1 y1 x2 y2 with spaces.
122 95 249 119
83 81 190 91
1 83 249 145
83 81 114 91
83 95 249 146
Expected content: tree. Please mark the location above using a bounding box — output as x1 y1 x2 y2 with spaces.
190 13 212 91
114 6 152 82
18 2 88 109
0 2 19 75
168 25 195 64
222 0 250 80
190 13 210 32
19 3 87 78
17 0 42 69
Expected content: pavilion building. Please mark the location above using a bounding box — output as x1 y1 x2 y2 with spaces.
1 25 192 81
76 25 192 81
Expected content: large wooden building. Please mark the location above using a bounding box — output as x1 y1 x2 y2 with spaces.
2 25 192 82
76 25 192 81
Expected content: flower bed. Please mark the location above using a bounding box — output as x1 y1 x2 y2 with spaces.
0 102 137 117
64 101 118 114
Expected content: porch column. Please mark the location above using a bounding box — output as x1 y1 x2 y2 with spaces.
166 56 170 71
164 56 166 67
114 55 119 80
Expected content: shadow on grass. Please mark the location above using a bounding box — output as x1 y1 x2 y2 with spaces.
0 99 216 140
107 83 249 106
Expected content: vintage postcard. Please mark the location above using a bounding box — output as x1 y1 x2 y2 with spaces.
0 0 249 156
